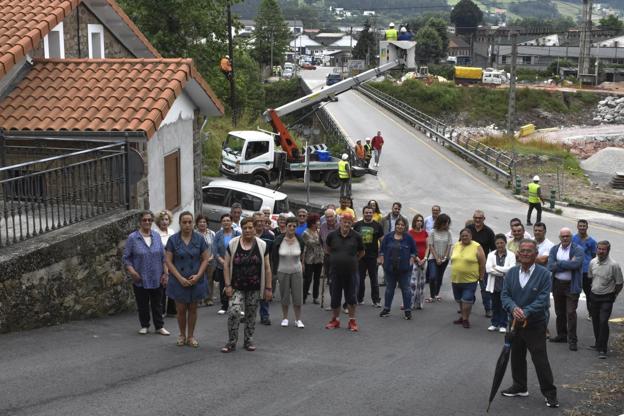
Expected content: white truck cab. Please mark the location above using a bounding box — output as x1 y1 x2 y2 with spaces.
482 68 509 85
221 130 277 187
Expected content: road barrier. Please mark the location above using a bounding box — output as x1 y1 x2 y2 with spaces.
357 83 514 181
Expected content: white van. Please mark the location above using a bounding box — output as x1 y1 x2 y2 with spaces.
482 69 509 85
201 179 289 230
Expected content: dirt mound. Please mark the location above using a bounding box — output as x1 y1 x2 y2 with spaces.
580 147 624 174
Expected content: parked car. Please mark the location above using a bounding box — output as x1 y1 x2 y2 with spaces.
326 73 342 86
282 68 294 79
283 62 295 71
301 63 316 70
201 179 289 230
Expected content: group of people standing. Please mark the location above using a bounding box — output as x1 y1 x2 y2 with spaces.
122 199 622 407
354 131 385 168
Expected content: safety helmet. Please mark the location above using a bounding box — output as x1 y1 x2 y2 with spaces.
341 153 349 160
225 55 230 59
389 22 395 27
365 137 371 141
400 27 407 33
533 175 540 182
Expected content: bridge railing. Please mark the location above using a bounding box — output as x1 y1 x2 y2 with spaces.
357 83 514 181
0 141 130 248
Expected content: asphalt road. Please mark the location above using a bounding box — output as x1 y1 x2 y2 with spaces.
2 67 624 416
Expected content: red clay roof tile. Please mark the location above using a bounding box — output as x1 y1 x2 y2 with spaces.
0 58 223 139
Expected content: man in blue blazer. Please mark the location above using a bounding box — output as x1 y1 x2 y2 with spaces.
547 227 584 351
501 239 558 408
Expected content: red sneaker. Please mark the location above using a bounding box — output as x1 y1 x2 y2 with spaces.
325 318 340 329
348 319 359 332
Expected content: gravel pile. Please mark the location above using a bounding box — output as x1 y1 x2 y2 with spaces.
593 96 624 123
580 147 624 174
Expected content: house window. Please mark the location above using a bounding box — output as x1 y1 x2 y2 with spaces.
44 22 64 59
88 24 105 58
164 150 181 211
501 56 507 64
520 56 532 65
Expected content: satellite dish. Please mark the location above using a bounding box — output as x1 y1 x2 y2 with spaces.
128 148 144 185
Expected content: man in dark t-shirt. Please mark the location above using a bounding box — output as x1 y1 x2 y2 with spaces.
325 213 364 331
353 206 384 307
467 209 496 317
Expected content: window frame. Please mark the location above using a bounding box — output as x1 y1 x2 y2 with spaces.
87 24 105 59
43 22 65 59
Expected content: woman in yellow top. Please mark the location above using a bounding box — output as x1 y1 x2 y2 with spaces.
366 199 383 223
450 228 486 329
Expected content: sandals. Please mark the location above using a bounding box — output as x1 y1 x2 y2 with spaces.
187 337 199 348
425 298 433 303
435 296 442 302
176 335 186 346
244 344 257 352
221 345 236 353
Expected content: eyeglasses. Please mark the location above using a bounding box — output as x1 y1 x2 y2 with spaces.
298 214 306 217
141 218 153 223
473 216 484 220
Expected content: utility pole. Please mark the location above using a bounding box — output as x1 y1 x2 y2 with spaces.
578 0 593 82
226 1 236 126
507 32 518 178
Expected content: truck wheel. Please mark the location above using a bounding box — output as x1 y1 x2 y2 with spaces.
324 172 341 189
251 174 267 187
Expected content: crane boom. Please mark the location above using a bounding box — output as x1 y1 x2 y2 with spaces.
267 60 401 120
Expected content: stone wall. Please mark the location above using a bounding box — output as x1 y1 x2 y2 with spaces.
31 4 133 59
593 96 624 124
0 210 140 333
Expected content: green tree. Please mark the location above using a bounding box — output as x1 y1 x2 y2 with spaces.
426 17 449 57
414 26 444 64
253 0 291 68
599 14 624 31
352 20 378 65
450 0 483 35
282 1 320 29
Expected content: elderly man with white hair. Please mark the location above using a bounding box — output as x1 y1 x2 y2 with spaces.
547 227 584 351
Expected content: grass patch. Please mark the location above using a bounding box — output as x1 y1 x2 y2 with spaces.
370 79 600 126
480 135 584 176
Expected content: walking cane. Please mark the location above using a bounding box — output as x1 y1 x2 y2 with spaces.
320 273 326 308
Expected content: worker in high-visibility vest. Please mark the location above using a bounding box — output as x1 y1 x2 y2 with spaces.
338 153 351 198
385 23 398 41
363 138 373 167
526 175 543 225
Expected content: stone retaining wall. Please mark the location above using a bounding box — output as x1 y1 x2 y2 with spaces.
0 210 139 333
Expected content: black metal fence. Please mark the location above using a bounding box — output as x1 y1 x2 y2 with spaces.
0 142 130 247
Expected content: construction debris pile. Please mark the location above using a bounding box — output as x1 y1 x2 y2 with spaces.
593 96 624 124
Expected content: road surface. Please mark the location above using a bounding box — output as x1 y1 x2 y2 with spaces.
1 67 623 416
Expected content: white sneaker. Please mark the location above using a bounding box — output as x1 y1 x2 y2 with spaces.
295 320 305 328
281 319 289 327
488 325 498 332
240 311 245 317
499 327 507 333
342 308 349 314
157 327 170 336
217 309 226 315
138 327 148 335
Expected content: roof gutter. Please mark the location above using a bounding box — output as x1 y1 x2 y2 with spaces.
0 129 147 142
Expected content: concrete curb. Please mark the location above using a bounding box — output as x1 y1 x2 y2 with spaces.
513 195 623 217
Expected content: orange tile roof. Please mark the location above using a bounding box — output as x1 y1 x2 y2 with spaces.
0 0 160 78
0 58 224 139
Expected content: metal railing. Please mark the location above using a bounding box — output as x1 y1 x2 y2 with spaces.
357 83 514 180
0 142 130 247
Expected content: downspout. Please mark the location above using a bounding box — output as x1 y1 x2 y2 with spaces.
76 6 81 57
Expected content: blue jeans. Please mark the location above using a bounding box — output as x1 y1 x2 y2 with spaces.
383 270 412 311
491 291 508 327
427 259 448 298
479 275 492 312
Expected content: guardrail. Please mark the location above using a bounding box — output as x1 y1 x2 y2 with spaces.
357 83 514 181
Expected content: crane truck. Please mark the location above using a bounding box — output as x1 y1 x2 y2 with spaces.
220 41 416 189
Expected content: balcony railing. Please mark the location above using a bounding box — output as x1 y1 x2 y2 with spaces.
0 141 130 248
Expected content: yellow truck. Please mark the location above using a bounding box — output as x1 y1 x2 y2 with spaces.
454 66 483 84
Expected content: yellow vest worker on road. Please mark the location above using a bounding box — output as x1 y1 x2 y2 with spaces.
338 154 351 198
385 23 398 41
526 175 543 225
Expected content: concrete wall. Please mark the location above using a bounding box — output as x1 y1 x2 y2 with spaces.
147 95 196 229
0 210 139 333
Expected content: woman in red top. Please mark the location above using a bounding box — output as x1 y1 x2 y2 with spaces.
409 214 429 310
